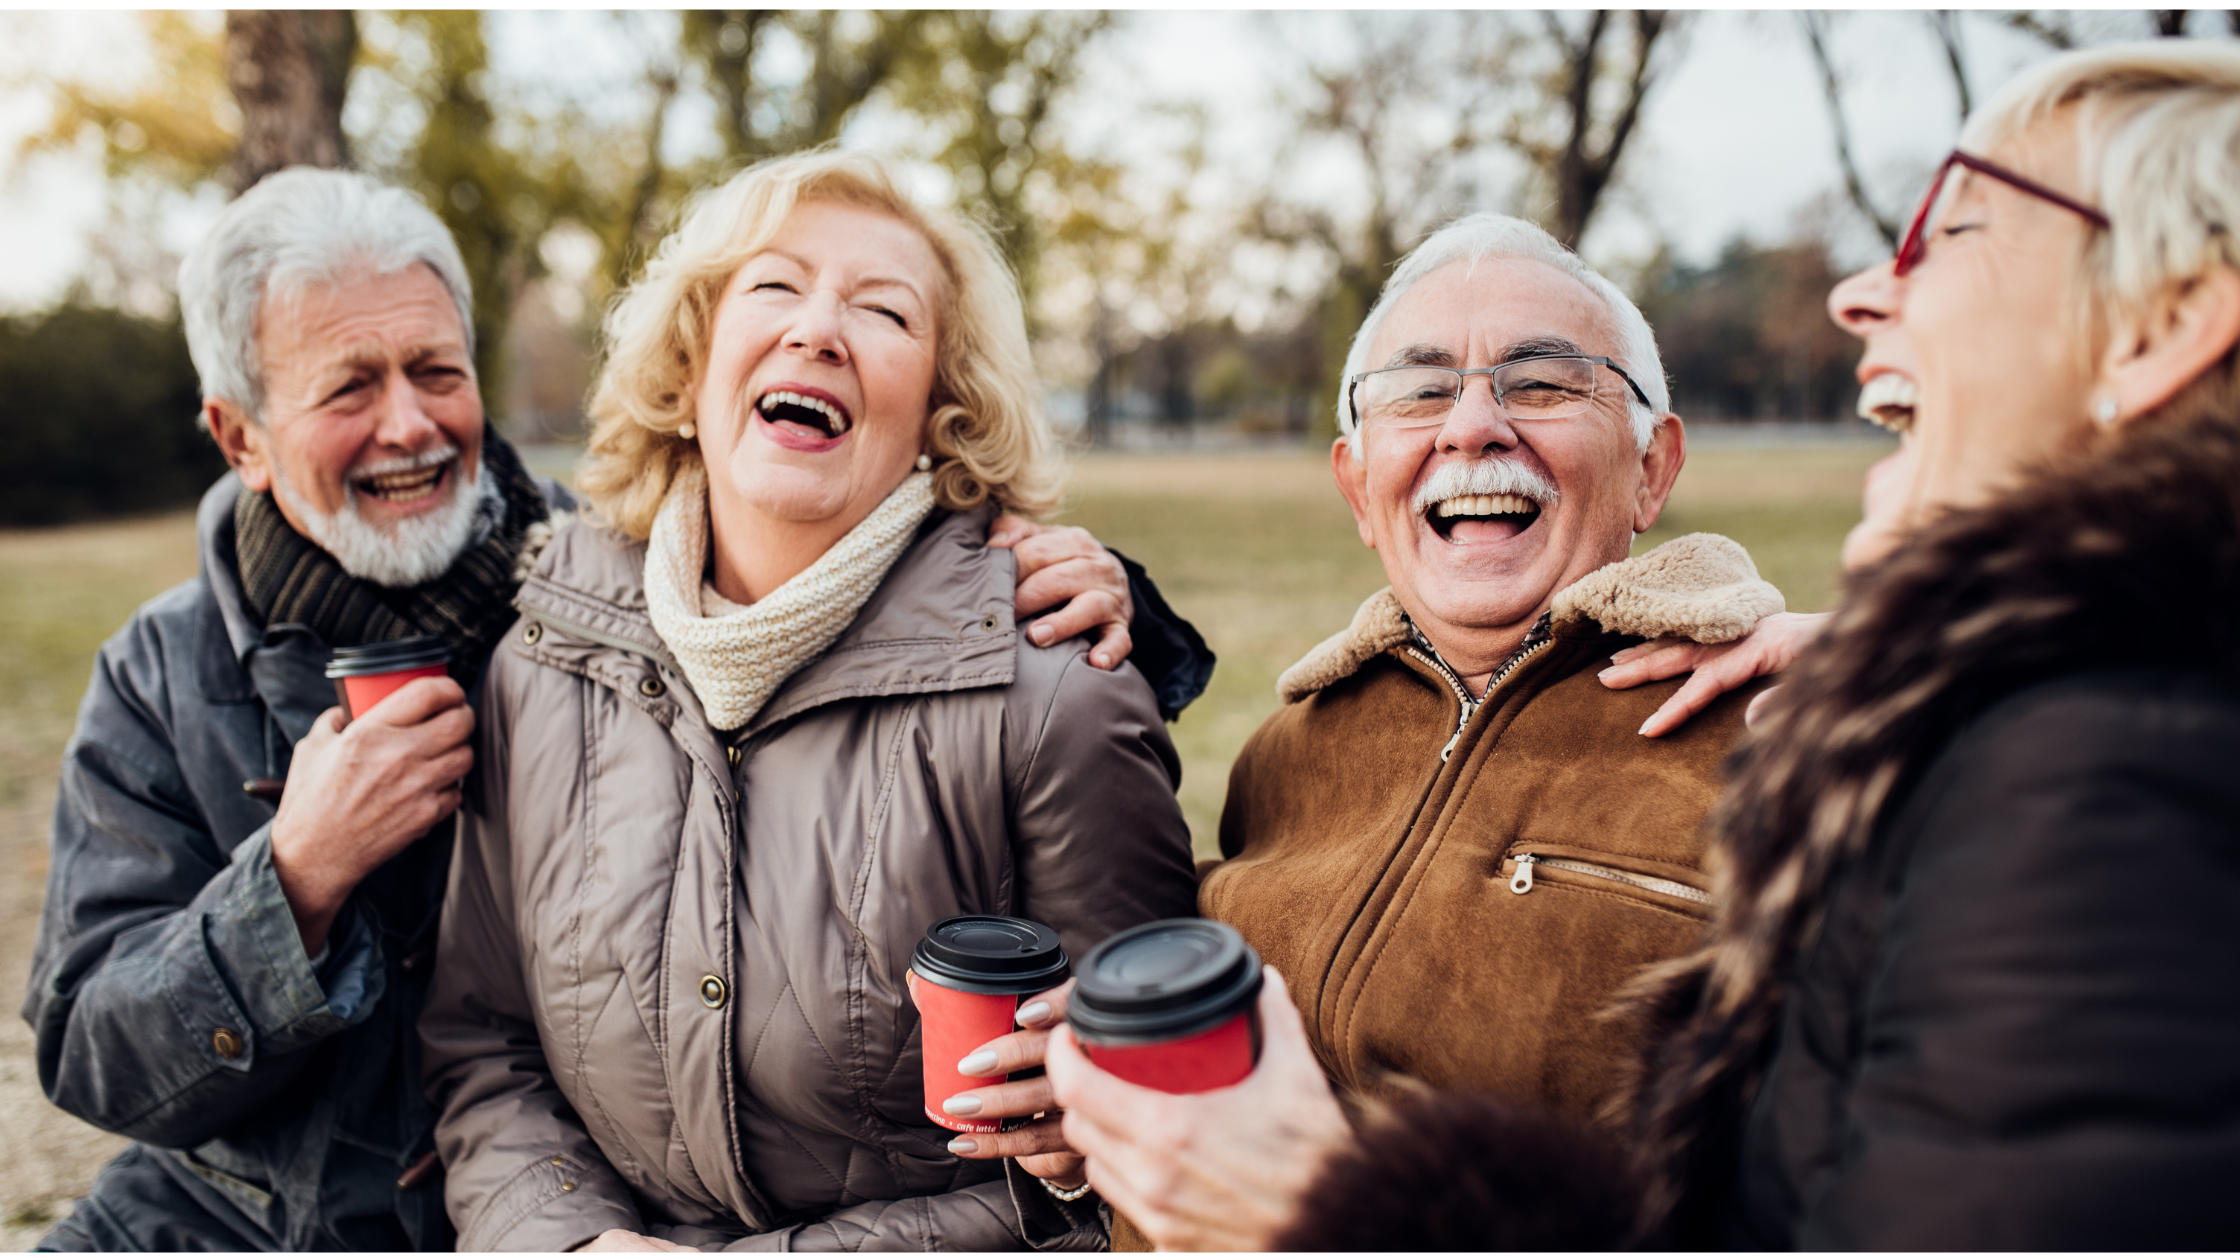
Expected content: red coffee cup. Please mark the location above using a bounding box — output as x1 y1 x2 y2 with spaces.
325 635 451 722
909 916 1069 1134
1067 918 1264 1094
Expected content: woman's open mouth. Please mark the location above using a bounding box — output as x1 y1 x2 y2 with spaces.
1428 493 1543 543
1857 374 1917 433
756 388 853 440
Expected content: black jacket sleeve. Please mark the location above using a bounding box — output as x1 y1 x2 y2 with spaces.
1802 670 2240 1249
1110 548 1214 722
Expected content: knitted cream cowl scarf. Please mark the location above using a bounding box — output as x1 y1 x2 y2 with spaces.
645 463 937 730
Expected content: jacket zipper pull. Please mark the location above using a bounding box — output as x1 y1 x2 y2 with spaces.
1439 699 1479 764
1509 854 1537 894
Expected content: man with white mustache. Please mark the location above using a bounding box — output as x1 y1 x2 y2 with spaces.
1079 213 1788 1249
23 168 1205 1252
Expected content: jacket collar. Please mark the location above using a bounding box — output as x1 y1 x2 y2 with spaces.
198 471 265 665
515 503 1018 734
1275 532 1783 703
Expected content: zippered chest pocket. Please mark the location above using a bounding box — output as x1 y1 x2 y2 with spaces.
1503 848 1711 915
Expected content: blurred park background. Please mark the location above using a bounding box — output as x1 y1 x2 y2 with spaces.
1 8 2233 1243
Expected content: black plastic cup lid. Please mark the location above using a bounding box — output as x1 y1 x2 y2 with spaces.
326 635 451 679
911 916 1070 996
1068 918 1263 1044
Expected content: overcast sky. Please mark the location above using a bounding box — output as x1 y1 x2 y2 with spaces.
0 9 2216 312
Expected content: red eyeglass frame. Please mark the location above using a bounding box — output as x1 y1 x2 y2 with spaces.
1893 149 2111 277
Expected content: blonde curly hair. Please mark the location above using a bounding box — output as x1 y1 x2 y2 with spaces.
578 150 1063 538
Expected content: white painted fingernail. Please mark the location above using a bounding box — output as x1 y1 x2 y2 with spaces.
1016 1001 1051 1026
943 1093 984 1116
957 1049 999 1075
948 1137 978 1154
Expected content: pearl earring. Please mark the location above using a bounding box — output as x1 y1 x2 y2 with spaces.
916 453 933 471
2091 395 2119 427
678 422 697 440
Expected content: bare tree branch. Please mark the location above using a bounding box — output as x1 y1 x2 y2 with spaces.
1803 11 1901 249
1515 10 1676 247
1931 11 1972 123
2002 11 2077 49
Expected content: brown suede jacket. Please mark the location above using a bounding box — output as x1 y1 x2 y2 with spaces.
1199 533 1780 1121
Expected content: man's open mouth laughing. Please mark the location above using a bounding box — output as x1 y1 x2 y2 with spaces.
755 387 854 445
351 449 457 507
1427 491 1544 543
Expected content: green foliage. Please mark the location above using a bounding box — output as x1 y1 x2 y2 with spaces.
14 12 235 187
0 305 222 526
358 12 595 407
885 12 1109 294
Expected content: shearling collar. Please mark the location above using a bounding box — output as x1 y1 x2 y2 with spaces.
1275 532 1784 703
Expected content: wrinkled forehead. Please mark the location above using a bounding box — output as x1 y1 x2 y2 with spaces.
1368 256 1623 368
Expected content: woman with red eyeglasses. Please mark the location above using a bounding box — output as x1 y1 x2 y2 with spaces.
1039 40 2240 1249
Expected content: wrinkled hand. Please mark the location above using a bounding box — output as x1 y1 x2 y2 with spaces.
577 1229 694 1252
1598 611 1830 738
270 676 475 954
1046 969 1352 1251
938 981 1083 1188
987 515 1132 670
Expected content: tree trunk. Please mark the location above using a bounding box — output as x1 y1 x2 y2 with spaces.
223 10 356 194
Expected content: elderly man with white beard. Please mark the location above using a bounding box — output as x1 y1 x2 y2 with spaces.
1045 212 1801 1252
22 167 1208 1252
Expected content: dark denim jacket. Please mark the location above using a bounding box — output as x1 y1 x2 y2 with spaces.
21 473 570 1249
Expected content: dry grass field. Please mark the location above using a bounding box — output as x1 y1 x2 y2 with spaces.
0 438 1887 1244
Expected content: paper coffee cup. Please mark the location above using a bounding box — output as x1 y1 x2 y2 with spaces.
1067 918 1263 1094
325 635 451 722
908 916 1069 1134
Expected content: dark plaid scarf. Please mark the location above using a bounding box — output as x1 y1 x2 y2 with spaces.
232 427 549 673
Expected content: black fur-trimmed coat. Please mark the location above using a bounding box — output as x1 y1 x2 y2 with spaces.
1280 406 2240 1251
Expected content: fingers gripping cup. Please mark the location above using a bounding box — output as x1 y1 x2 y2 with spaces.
909 916 1069 1134
1068 918 1264 1094
325 635 451 723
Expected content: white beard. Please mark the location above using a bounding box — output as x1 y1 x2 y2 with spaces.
271 445 500 589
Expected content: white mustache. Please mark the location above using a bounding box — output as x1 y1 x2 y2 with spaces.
347 442 460 483
1411 459 1560 516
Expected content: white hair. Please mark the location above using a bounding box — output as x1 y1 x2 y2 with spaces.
1962 41 2240 370
1337 213 1670 455
178 167 475 424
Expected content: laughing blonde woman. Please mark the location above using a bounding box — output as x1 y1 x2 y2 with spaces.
420 151 1198 1251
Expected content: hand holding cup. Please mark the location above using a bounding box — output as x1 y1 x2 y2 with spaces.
933 980 1084 1187
271 671 474 954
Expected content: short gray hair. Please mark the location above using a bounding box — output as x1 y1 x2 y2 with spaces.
177 167 475 423
1338 213 1670 453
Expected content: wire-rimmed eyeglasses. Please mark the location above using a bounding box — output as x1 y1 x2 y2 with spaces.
1346 354 1654 431
1894 149 2110 277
